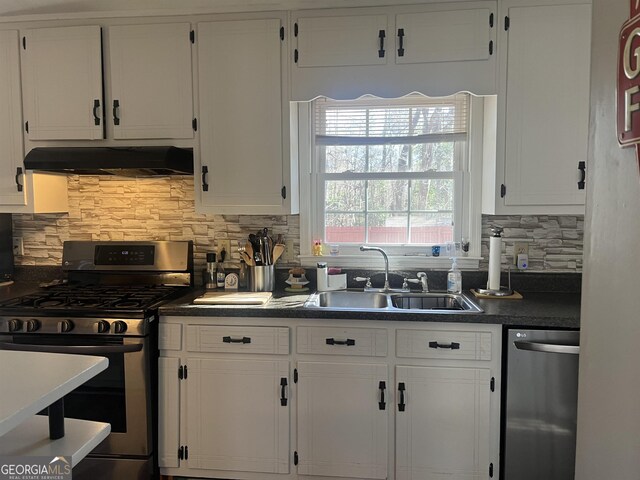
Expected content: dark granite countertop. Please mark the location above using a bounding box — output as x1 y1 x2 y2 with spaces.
159 288 581 329
0 268 581 329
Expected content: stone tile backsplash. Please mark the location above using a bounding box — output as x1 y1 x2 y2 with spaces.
12 176 300 270
11 176 583 273
480 215 583 272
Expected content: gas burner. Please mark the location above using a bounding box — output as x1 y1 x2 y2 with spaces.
33 298 69 308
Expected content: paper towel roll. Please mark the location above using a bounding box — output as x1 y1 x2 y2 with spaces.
488 236 502 290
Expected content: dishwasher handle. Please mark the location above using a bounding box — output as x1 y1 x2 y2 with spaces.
514 340 579 355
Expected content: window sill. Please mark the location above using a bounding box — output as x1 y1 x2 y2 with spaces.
298 255 482 270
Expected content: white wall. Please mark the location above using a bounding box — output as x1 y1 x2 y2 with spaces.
575 1 640 478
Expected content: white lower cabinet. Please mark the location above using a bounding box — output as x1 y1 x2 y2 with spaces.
395 366 491 480
159 317 501 480
296 361 388 478
186 357 290 473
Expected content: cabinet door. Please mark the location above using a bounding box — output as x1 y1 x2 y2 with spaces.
0 30 26 206
197 19 286 214
503 4 590 207
158 357 181 469
109 23 194 139
186 358 289 474
296 15 388 67
395 8 492 64
395 366 491 480
22 25 103 140
297 361 388 479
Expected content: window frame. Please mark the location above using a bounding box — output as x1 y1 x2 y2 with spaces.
296 95 485 269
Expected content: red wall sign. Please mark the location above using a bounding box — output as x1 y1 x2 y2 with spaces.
618 1 640 163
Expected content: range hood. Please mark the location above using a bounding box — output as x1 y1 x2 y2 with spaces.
24 147 194 176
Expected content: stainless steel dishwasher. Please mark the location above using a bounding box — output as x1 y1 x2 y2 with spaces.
503 329 580 480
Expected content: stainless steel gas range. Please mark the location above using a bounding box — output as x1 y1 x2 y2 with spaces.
0 240 194 480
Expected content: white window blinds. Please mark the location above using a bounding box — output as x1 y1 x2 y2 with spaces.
314 93 469 146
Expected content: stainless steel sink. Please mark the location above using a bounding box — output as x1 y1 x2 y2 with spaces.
304 291 483 314
389 293 483 313
313 291 389 309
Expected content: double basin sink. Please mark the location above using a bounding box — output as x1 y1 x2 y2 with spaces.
304 290 483 314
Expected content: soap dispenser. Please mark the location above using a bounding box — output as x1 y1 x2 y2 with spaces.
447 257 462 294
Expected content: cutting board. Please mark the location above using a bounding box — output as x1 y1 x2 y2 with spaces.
193 291 272 305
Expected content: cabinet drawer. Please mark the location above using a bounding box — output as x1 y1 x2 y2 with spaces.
297 326 388 357
187 325 289 354
396 329 492 361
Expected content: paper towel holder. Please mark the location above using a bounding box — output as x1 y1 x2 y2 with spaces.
477 225 514 296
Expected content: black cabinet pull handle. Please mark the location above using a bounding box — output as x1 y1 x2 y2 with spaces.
93 99 101 126
378 29 385 58
379 381 386 410
202 166 209 192
113 99 120 126
15 167 23 192
398 382 406 412
223 336 251 344
326 338 355 346
429 341 460 350
397 28 405 57
578 161 586 190
280 377 288 406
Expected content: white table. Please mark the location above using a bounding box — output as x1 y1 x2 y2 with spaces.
0 350 111 465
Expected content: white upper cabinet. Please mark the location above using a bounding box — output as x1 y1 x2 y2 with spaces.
108 23 194 139
395 8 492 64
197 17 295 215
0 30 27 206
483 2 591 214
22 25 104 140
291 2 497 100
297 15 388 67
0 29 67 213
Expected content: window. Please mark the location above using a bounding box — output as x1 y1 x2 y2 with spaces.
298 93 483 267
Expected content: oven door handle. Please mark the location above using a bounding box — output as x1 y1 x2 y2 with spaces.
0 343 143 354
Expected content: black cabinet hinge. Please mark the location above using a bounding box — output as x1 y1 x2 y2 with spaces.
192 118 198 131
281 186 287 199
489 12 494 28
294 451 299 465
280 26 285 40
22 36 26 50
578 161 586 190
294 49 298 63
202 165 209 192
489 462 494 478
490 377 495 392
293 368 298 383
505 16 510 31
190 30 195 44
178 364 188 380
24 121 29 133
489 40 494 55
500 184 506 198
294 22 298 37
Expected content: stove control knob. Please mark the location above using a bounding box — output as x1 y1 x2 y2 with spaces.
112 321 128 334
96 320 110 334
8 319 23 332
57 319 74 333
25 319 41 332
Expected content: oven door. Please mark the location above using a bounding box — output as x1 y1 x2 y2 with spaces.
0 334 152 457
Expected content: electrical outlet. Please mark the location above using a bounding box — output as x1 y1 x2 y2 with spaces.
285 240 295 261
513 242 529 265
12 237 23 256
218 240 231 261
